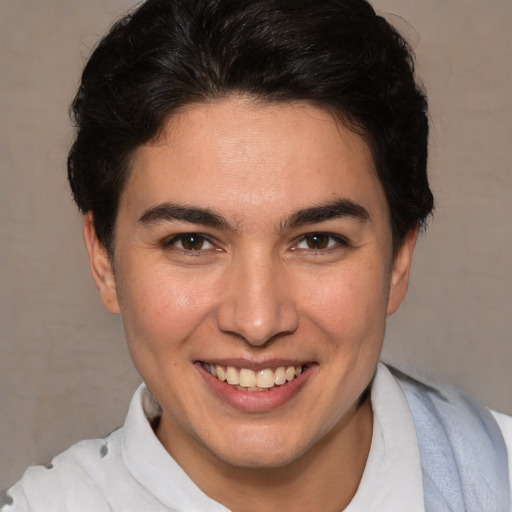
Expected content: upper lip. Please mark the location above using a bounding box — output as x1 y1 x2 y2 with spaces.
197 358 315 371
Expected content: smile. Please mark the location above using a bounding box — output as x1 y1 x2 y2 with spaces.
200 363 308 391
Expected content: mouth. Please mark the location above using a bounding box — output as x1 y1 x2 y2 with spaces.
200 362 311 392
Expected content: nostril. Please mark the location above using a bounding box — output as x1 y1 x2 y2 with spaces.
216 302 299 346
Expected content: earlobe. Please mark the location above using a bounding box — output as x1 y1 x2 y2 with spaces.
386 227 418 316
82 212 120 313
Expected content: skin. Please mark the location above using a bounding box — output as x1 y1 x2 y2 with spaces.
84 95 417 512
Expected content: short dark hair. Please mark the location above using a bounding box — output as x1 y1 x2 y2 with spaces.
68 0 433 254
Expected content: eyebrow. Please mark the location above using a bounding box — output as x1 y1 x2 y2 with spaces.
138 198 370 232
281 199 370 230
138 203 235 230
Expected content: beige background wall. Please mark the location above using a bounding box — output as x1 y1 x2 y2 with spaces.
1 0 511 489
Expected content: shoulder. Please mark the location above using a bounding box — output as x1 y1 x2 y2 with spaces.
389 365 509 463
1 385 172 512
387 365 511 509
2 430 125 512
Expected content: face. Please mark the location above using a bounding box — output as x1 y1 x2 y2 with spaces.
85 96 415 473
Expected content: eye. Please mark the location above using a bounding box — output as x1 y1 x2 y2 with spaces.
163 233 214 251
294 233 348 251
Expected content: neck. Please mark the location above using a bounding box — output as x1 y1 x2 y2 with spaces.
157 396 373 512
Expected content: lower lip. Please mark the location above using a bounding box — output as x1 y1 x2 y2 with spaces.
196 363 314 412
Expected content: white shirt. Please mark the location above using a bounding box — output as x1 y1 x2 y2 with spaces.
3 363 512 511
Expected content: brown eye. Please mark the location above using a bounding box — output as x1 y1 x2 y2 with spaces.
304 233 330 249
295 233 349 251
164 234 213 251
180 235 205 250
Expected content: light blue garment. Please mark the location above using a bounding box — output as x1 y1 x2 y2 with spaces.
394 368 510 512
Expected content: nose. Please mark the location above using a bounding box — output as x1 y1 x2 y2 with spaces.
216 253 299 346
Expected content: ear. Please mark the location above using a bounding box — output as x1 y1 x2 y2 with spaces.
83 212 120 313
387 227 418 316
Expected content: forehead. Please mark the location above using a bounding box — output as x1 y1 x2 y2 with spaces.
122 96 388 227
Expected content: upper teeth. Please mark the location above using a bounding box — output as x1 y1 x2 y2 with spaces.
204 363 304 390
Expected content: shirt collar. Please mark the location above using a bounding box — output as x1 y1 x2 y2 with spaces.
121 385 230 512
345 362 425 511
121 362 424 511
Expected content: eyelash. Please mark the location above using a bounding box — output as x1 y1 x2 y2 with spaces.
162 233 215 252
293 232 349 252
162 232 349 254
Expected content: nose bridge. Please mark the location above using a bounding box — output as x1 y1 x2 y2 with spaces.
216 247 299 345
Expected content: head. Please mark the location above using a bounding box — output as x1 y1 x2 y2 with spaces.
68 0 433 257
72 0 434 494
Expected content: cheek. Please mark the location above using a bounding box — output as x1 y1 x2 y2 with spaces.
298 260 391 346
116 263 220 354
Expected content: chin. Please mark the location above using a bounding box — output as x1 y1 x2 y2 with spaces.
217 449 302 470
208 430 312 470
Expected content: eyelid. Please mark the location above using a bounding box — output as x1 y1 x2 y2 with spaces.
162 233 216 251
293 232 350 251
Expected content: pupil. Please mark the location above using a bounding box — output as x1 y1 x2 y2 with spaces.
307 234 328 249
183 235 203 250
